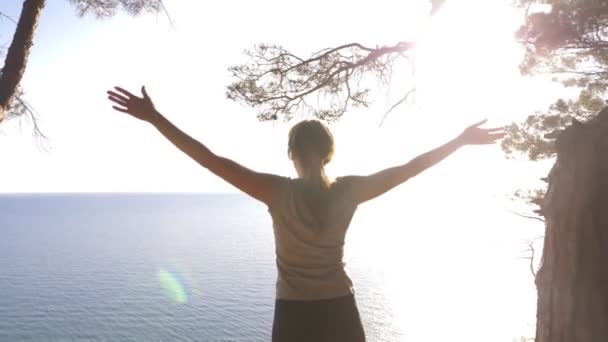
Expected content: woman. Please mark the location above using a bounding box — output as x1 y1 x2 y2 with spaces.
107 86 505 342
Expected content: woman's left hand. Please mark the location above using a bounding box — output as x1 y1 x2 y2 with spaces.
458 119 506 145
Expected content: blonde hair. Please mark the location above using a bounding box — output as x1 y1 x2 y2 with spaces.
288 120 336 230
288 120 334 185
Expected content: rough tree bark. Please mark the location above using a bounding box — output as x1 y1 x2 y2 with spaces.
535 107 608 342
0 0 46 123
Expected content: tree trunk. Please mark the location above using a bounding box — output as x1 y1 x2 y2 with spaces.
535 107 608 342
0 0 46 123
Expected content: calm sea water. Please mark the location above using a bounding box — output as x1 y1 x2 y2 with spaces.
0 193 537 341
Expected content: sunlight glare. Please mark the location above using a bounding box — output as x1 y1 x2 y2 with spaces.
415 0 524 123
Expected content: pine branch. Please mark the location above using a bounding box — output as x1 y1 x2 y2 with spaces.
227 41 415 122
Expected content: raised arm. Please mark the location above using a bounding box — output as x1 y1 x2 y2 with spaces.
107 86 281 205
349 120 505 204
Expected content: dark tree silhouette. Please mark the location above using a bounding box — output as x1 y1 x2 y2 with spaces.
0 0 45 124
535 108 608 342
506 1 608 341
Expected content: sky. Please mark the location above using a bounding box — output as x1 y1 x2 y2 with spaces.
0 0 559 194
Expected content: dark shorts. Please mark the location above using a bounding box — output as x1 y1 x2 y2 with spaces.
272 294 366 342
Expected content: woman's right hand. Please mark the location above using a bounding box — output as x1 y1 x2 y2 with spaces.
107 86 159 123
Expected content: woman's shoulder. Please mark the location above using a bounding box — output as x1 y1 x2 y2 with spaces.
334 175 366 198
331 176 362 197
333 175 363 187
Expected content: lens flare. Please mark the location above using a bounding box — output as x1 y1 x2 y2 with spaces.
157 268 188 304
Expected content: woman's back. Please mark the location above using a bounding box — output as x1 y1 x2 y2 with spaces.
268 177 358 300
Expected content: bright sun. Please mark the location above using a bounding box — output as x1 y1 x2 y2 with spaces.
414 0 525 124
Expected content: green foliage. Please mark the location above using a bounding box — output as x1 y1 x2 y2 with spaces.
504 0 608 217
505 0 608 159
502 88 605 159
516 0 608 74
513 187 546 215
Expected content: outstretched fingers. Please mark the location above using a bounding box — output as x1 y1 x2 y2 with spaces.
107 90 129 101
112 105 129 113
108 94 128 107
484 127 506 133
469 119 488 128
114 86 136 99
107 86 143 114
141 86 149 99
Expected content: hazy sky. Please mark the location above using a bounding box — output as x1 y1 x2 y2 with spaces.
0 0 558 193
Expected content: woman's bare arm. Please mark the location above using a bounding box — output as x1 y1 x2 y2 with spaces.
349 120 505 204
107 86 281 205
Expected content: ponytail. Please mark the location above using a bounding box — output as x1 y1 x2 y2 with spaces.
288 120 335 231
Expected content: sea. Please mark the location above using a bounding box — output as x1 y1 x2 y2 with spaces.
0 193 538 341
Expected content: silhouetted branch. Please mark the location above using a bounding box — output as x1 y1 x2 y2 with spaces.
69 0 164 17
0 11 17 24
3 90 47 145
525 241 537 278
158 0 173 28
227 41 415 122
513 336 535 342
512 210 546 223
379 87 416 127
14 95 45 141
519 237 543 279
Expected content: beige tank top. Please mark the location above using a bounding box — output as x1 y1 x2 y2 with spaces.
267 177 359 300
